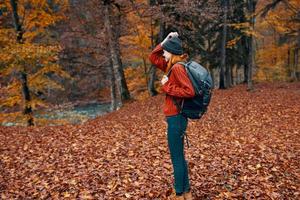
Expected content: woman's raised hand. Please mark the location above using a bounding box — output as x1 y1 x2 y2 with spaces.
167 32 179 38
161 32 179 46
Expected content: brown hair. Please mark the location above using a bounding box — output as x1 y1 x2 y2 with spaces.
166 53 189 74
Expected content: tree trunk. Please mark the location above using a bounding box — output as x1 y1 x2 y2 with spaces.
243 63 248 83
147 0 158 96
288 47 296 80
109 58 117 111
208 67 215 88
207 38 216 87
294 48 299 81
226 0 233 88
226 63 232 88
235 65 239 85
115 10 131 101
247 37 254 90
287 47 290 78
295 32 300 81
241 35 249 83
219 0 228 89
10 0 34 126
148 64 158 96
20 72 34 126
231 65 233 86
247 0 257 91
103 1 130 103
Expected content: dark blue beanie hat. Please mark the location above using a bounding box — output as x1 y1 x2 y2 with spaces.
162 36 183 55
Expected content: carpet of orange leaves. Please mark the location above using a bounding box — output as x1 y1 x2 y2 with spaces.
0 83 299 199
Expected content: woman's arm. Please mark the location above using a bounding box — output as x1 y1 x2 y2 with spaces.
148 44 168 72
162 64 195 98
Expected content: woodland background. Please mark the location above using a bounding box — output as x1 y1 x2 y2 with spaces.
0 0 299 126
0 1 299 199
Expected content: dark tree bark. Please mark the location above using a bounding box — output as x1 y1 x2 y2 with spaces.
114 7 131 101
226 0 235 88
103 0 130 103
247 37 254 90
295 33 300 81
260 0 300 81
219 0 228 89
229 64 233 86
109 58 117 111
147 0 159 96
225 63 232 88
244 63 249 83
207 38 215 86
10 0 34 126
235 65 239 85
294 47 299 81
247 0 257 91
240 35 249 83
288 47 298 81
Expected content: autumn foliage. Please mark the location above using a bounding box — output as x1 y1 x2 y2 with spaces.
0 1 299 198
255 0 300 81
0 0 69 125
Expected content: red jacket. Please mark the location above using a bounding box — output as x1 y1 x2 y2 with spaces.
149 44 195 116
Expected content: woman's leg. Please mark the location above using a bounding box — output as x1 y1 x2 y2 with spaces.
183 153 190 193
167 114 189 194
180 115 190 193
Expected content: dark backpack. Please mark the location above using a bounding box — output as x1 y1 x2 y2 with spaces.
167 61 213 119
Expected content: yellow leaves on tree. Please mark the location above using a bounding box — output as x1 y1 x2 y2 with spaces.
1 0 68 42
258 0 300 36
119 4 158 99
227 1 299 81
0 41 69 105
120 10 153 70
256 44 289 81
0 0 70 124
255 0 300 81
226 36 241 49
228 22 261 38
124 65 163 101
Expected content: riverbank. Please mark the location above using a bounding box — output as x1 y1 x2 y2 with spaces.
0 101 112 126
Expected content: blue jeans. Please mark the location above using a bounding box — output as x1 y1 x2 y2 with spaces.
166 114 190 194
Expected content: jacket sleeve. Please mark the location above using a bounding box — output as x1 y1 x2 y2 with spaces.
148 44 168 72
162 64 195 98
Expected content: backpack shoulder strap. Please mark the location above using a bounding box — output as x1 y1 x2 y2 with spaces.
177 61 186 66
166 62 186 77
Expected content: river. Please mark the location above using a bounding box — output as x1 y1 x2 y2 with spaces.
1 102 112 126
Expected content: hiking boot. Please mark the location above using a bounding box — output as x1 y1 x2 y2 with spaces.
183 191 193 200
167 189 185 200
168 195 185 200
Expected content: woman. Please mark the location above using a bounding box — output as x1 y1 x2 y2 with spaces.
149 32 194 200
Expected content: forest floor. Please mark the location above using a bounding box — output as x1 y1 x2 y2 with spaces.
0 82 299 200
